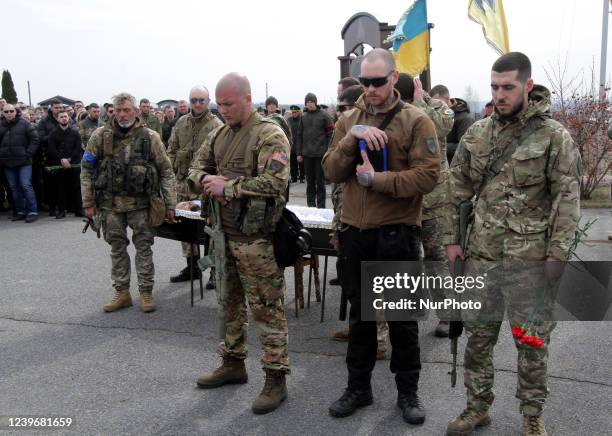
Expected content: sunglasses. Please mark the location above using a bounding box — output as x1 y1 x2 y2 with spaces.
3 110 15 113
359 70 394 88
337 104 353 113
190 98 207 104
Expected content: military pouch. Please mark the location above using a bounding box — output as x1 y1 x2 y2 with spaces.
125 164 148 196
110 161 125 194
237 198 268 235
149 194 166 227
93 162 109 190
175 150 192 178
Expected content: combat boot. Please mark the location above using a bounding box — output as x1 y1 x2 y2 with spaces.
139 289 156 313
397 391 426 425
329 388 373 418
103 289 132 313
523 415 547 436
251 369 288 414
196 356 248 389
446 409 491 436
170 256 200 283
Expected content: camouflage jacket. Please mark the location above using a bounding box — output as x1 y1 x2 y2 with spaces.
412 94 454 220
443 85 581 261
78 116 99 149
187 111 290 239
331 182 344 231
80 117 177 212
139 112 162 136
167 110 223 200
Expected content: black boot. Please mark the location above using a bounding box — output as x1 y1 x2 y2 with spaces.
170 256 200 283
397 391 426 425
329 388 373 418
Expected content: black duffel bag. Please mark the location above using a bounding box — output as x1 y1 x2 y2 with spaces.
273 208 312 268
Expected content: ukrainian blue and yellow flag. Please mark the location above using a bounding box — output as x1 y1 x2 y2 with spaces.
387 0 429 77
468 0 510 54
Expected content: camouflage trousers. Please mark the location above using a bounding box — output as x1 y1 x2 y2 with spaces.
463 258 556 416
101 209 155 291
178 194 197 257
421 214 447 261
219 238 290 373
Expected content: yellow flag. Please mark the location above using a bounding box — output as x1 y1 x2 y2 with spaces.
468 0 510 55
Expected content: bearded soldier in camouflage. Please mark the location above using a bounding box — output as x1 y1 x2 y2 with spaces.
188 73 291 415
167 85 223 284
81 93 177 313
444 53 580 436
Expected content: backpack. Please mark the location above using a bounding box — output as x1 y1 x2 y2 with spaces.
273 207 312 268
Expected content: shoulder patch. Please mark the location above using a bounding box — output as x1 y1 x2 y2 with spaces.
444 108 455 117
271 151 288 166
426 137 438 155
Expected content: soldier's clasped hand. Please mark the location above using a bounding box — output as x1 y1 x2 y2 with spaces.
350 124 387 151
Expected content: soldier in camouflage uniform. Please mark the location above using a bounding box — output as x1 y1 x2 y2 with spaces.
167 85 223 284
81 93 177 314
188 73 291 415
444 53 580 436
78 103 100 148
138 98 162 137
406 76 455 337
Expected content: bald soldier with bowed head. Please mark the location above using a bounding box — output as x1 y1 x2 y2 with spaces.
167 85 223 284
188 73 291 415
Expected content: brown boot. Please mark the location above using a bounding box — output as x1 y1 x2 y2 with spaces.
446 409 491 436
332 327 349 342
196 356 248 389
103 289 132 313
139 289 156 313
523 415 547 436
252 369 288 414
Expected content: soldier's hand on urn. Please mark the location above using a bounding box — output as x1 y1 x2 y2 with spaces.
350 125 387 151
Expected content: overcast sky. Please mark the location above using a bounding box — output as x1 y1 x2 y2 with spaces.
3 0 610 106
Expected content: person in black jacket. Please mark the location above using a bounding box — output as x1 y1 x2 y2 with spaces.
287 105 304 183
446 98 474 162
46 110 83 218
298 93 334 208
0 104 40 222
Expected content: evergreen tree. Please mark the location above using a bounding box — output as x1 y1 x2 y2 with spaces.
1 70 18 103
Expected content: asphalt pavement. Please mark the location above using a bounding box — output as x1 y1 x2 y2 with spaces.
0 183 610 435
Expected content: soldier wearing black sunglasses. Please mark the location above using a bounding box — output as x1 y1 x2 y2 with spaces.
323 48 440 426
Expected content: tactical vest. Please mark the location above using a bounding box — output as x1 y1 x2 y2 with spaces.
93 127 160 209
212 117 287 235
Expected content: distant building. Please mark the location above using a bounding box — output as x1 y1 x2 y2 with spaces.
157 99 178 109
38 95 76 108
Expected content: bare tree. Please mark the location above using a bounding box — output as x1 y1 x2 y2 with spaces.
545 57 611 200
